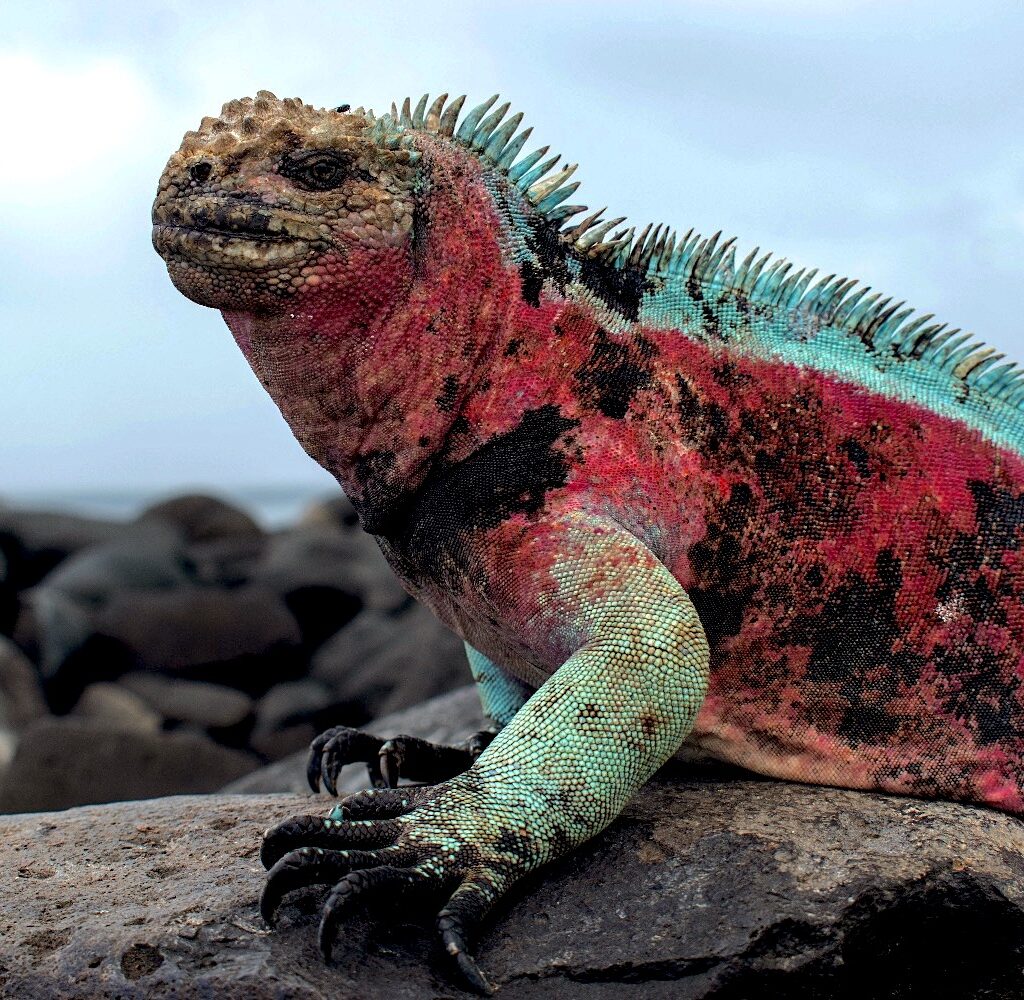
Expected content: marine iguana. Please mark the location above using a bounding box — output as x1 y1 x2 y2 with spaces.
153 91 1024 993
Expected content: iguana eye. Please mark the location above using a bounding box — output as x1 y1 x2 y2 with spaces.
280 150 350 191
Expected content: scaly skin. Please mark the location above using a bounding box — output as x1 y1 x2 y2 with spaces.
153 91 1024 991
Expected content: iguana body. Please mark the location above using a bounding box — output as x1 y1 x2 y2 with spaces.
153 91 1024 990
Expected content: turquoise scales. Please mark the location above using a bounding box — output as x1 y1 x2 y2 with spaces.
152 90 1024 994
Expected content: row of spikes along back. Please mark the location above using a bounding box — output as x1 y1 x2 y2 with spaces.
342 92 1024 407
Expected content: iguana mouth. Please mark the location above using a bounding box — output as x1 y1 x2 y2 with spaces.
152 196 326 270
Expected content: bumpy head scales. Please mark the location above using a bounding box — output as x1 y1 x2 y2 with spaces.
152 91 422 311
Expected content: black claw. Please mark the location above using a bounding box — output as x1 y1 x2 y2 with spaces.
306 737 328 793
437 881 501 995
261 846 401 926
260 815 401 869
322 760 340 797
455 950 494 996
318 909 336 962
305 727 387 797
439 914 493 995
318 866 422 963
463 729 497 759
379 742 401 788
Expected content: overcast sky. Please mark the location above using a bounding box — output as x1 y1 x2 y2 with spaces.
2 0 1022 498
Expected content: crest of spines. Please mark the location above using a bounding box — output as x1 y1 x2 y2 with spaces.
357 93 1024 409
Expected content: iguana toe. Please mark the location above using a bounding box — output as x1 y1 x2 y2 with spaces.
377 734 482 787
438 880 503 995
260 844 412 925
260 814 401 869
317 865 427 962
307 726 386 795
260 774 535 993
336 785 434 820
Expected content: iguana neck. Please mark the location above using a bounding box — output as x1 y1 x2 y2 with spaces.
221 144 521 533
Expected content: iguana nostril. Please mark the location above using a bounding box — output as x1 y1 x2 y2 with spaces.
190 161 213 184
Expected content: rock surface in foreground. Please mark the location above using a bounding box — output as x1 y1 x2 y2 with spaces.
2 778 1023 998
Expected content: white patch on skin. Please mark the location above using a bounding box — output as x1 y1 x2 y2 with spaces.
936 594 966 623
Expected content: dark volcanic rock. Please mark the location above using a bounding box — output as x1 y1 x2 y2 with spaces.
39 522 190 606
1 781 1022 998
93 585 302 690
225 685 487 795
249 679 337 760
71 683 162 734
0 718 258 813
311 603 467 720
0 636 47 729
0 507 124 591
253 524 409 615
119 673 254 733
136 494 264 544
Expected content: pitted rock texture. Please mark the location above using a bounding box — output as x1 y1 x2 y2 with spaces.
1 777 1022 998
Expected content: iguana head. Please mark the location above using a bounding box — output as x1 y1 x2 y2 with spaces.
152 91 421 314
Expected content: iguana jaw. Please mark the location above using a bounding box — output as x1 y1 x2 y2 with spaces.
152 196 324 263
151 195 330 310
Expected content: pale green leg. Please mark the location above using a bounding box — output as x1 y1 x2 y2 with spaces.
261 513 710 992
464 642 533 728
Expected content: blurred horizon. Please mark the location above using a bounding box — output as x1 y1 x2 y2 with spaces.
3 0 1022 495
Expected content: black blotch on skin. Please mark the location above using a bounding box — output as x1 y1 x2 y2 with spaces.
689 483 757 644
688 280 721 340
519 261 543 307
410 184 431 277
970 480 1024 551
519 216 648 320
840 438 871 478
386 405 580 590
351 450 401 534
923 477 1024 743
574 328 654 419
504 339 522 357
675 374 700 425
436 374 459 413
784 549 919 746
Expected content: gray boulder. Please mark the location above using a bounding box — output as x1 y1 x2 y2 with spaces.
253 524 409 616
71 682 162 734
0 506 124 590
92 585 302 690
249 679 337 760
135 494 264 544
119 673 254 733
0 635 47 729
311 602 467 720
0 779 1021 997
0 718 258 813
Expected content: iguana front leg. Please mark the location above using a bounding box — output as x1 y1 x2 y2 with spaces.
262 513 710 992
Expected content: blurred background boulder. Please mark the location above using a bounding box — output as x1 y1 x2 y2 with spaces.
0 492 471 813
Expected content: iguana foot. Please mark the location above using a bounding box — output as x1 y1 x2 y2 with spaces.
260 774 543 995
307 725 496 794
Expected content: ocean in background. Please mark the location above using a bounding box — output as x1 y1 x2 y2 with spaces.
0 483 345 530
